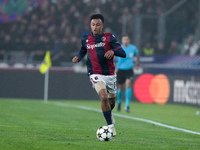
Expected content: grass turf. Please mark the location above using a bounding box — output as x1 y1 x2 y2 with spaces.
0 99 200 150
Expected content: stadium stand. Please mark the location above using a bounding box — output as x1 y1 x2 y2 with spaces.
0 0 199 67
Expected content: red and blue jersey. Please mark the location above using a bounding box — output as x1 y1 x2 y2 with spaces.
77 33 126 76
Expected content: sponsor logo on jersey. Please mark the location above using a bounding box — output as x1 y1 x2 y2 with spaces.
87 42 105 49
129 53 133 58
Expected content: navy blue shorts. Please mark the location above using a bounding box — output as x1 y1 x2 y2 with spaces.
117 69 134 84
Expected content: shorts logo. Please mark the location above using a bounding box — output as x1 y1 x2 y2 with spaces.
91 78 97 83
95 76 98 80
101 37 106 41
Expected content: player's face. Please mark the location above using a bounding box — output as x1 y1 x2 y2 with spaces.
122 36 130 47
90 19 104 36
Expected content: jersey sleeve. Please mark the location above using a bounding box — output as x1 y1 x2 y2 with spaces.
110 34 126 58
77 37 87 60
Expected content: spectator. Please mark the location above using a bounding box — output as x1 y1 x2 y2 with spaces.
155 0 166 15
141 42 155 56
155 42 166 55
182 35 198 56
196 41 200 55
168 40 180 55
0 50 6 61
0 0 199 65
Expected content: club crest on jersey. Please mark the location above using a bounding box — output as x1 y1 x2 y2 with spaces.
101 36 106 41
87 42 105 49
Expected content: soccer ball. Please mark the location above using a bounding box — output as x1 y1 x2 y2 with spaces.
96 126 112 141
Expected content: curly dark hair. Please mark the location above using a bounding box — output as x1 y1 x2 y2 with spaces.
90 14 104 23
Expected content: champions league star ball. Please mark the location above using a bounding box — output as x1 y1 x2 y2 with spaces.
96 126 112 141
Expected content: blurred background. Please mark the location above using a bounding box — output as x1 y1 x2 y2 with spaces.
0 0 199 106
0 0 199 66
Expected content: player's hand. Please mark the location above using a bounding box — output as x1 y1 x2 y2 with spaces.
104 50 114 59
72 56 80 63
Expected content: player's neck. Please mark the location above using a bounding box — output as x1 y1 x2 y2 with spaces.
92 32 103 36
124 44 129 47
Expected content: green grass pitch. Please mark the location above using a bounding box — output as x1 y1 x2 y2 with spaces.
0 99 200 150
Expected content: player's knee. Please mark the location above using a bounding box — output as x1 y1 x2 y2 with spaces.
126 85 131 89
109 97 116 110
118 85 123 91
109 98 115 104
125 79 132 88
100 93 108 102
99 90 109 103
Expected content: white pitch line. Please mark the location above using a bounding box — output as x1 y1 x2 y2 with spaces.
52 102 200 136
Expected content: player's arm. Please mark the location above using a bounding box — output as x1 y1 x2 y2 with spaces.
133 46 140 69
72 56 80 63
104 47 126 60
134 54 140 69
110 34 126 58
72 39 87 63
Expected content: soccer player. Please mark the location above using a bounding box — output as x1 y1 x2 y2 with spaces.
72 14 126 136
116 35 139 112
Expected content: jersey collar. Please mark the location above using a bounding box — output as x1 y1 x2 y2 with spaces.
91 32 104 37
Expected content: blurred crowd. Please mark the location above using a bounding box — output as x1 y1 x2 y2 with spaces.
0 0 199 66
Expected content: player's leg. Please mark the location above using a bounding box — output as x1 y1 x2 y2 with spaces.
99 89 111 112
125 78 132 112
116 70 125 111
94 81 112 125
105 75 118 136
124 69 133 112
108 93 116 110
105 92 116 133
108 93 116 136
98 87 117 137
117 84 123 111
